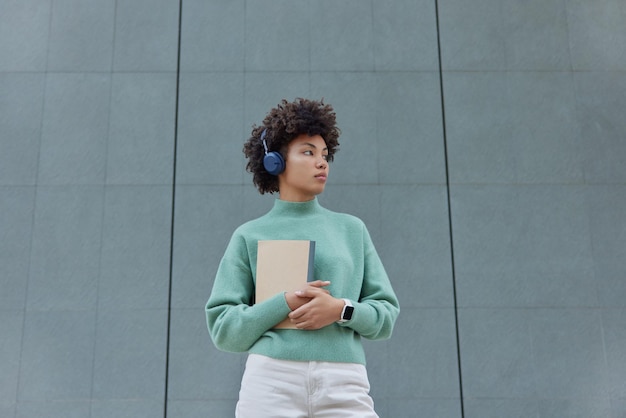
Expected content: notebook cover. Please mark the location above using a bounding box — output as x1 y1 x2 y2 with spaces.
256 240 315 329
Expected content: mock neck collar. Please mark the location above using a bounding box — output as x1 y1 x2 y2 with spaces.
271 198 323 216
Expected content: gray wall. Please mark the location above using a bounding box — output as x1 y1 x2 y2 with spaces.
1 1 625 417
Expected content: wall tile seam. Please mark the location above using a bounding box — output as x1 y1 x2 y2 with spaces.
15 396 166 402
18 307 171 313
0 71 180 75
12 69 626 75
448 182 626 187
456 396 616 400
0 185 38 190
181 69 443 74
440 69 626 74
455 307 622 311
381 395 462 400
20 184 176 188
163 396 239 401
394 306 461 310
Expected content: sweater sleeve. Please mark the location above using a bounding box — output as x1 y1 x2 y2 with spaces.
205 231 292 353
339 224 400 340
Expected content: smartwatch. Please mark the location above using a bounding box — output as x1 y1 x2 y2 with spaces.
338 298 354 323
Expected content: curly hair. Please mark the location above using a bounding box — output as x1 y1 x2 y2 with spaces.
243 98 341 194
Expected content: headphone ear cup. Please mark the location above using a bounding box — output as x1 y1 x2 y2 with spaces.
263 151 285 175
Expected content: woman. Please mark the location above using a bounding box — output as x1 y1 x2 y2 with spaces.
205 98 400 417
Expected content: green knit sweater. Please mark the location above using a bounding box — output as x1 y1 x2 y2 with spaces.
205 198 400 365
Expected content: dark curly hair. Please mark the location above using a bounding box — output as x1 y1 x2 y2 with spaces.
243 98 341 194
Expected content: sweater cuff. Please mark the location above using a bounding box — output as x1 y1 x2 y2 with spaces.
253 292 293 329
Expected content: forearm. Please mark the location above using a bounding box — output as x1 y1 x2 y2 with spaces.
338 298 399 340
206 292 291 352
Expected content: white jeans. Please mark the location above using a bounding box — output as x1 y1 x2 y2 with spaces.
236 354 378 418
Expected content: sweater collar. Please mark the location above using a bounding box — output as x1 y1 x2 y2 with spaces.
271 197 323 216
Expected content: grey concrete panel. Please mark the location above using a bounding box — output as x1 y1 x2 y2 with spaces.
464 398 614 418
46 0 115 71
0 0 51 72
310 0 374 71
179 0 244 71
171 186 244 309
0 188 35 310
0 74 45 186
442 73 512 183
319 185 382 240
245 0 310 72
380 185 454 308
451 185 596 308
444 72 584 185
530 309 609 399
241 184 276 221
16 401 91 418
106 73 176 185
386 399 462 418
503 0 571 70
387 308 460 398
176 73 245 185
244 72 311 128
18 310 96 401
167 400 237 418
533 399 613 418
38 74 110 185
0 310 23 404
27 187 103 311
586 186 626 307
463 398 539 418
90 399 163 418
602 309 626 399
98 186 172 311
458 308 536 398
460 308 612 406
166 309 244 400
361 339 389 399
372 0 439 71
92 309 168 399
113 0 179 72
0 403 14 418
439 0 571 71
574 72 626 184
613 400 626 418
376 72 446 185
567 0 626 70
311 72 378 185
438 0 506 71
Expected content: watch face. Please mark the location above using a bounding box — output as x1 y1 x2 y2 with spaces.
343 306 354 321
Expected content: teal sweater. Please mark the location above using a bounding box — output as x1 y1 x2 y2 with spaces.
205 198 400 365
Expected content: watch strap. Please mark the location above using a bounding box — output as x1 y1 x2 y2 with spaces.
338 298 354 323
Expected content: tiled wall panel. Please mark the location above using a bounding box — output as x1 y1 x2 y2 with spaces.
1 1 624 417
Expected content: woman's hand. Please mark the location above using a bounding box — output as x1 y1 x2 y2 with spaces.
287 285 345 330
285 280 330 311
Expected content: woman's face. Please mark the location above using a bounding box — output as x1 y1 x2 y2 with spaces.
277 134 329 202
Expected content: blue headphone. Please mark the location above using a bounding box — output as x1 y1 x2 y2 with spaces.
260 129 285 175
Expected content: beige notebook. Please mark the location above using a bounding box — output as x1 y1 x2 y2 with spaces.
256 240 316 329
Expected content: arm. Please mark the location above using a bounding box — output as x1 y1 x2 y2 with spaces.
288 223 400 338
338 225 400 340
205 232 291 352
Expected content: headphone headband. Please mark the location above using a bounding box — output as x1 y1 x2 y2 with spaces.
260 129 270 154
259 129 285 175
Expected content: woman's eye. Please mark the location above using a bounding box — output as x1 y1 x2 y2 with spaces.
322 155 328 160
304 150 313 155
